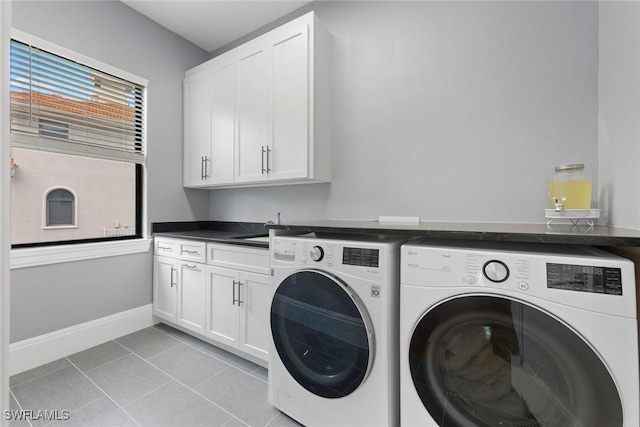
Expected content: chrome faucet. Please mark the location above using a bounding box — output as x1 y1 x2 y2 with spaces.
265 212 281 226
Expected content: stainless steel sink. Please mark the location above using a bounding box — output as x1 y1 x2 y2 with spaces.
240 236 270 242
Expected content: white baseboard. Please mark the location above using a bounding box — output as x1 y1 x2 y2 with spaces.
9 304 156 375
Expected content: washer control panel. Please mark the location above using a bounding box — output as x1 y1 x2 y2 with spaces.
310 246 324 262
401 241 636 317
272 236 396 281
483 260 509 283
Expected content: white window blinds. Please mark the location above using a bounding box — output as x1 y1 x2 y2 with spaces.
9 39 146 164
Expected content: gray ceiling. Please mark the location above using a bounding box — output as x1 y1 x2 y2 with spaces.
121 0 311 53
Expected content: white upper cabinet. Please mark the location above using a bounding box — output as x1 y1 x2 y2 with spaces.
183 74 211 187
235 46 270 183
184 62 235 187
209 63 236 184
268 18 310 182
183 11 331 188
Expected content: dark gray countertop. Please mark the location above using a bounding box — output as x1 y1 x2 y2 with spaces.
152 221 269 248
267 220 640 246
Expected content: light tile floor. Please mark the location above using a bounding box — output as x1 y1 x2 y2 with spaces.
9 324 302 427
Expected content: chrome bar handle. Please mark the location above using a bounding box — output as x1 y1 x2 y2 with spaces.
203 155 210 179
232 280 238 305
201 156 205 180
170 267 176 288
237 281 244 306
266 146 271 173
261 146 267 174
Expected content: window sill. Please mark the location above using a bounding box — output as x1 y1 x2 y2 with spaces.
10 239 152 269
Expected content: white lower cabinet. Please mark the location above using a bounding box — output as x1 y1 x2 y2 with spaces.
205 266 270 361
205 266 239 348
153 255 178 322
238 271 270 360
153 237 269 364
205 243 270 362
154 239 207 334
177 260 206 335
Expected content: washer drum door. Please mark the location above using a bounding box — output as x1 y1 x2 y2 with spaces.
271 270 375 399
409 295 623 427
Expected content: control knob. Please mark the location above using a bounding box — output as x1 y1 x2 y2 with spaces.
310 246 324 262
483 260 509 283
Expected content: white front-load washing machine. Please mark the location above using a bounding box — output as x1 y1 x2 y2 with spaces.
400 240 639 427
269 234 403 426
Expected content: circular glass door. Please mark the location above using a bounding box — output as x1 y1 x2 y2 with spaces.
409 295 622 427
271 270 374 398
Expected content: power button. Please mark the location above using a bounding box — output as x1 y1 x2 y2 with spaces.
465 275 476 285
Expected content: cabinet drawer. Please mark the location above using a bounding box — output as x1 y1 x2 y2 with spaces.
207 243 269 274
179 241 206 263
155 239 178 257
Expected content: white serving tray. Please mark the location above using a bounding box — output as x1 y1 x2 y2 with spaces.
544 209 600 226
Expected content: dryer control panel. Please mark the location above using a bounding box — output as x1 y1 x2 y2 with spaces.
343 247 380 267
272 235 402 282
401 240 636 318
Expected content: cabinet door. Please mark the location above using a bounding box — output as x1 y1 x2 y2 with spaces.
235 47 270 183
177 261 206 335
269 21 310 181
153 255 178 322
205 266 239 348
209 63 235 184
183 73 211 187
238 271 270 361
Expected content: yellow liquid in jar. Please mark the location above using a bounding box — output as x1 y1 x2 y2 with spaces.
548 180 592 209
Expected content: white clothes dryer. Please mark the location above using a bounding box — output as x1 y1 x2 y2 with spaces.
400 240 639 427
269 234 403 426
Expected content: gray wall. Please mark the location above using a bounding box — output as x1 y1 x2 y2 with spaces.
9 0 633 342
10 0 209 342
10 253 151 342
597 1 640 229
209 1 600 224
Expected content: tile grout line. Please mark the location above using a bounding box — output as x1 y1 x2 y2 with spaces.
81 349 133 375
116 335 264 427
65 354 143 427
264 411 281 427
120 348 248 425
223 415 252 427
151 327 239 368
115 331 182 360
150 326 277 426
9 388 35 427
40 394 104 427
10 363 71 389
153 326 269 384
11 328 272 427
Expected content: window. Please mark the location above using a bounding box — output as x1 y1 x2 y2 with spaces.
45 188 75 226
39 119 69 140
9 32 146 248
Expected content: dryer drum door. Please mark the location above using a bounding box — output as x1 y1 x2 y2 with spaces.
271 270 374 399
409 295 623 427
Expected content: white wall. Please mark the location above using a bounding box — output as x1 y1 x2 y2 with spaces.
597 2 640 229
209 1 600 224
1 0 13 418
10 1 209 342
11 149 136 245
